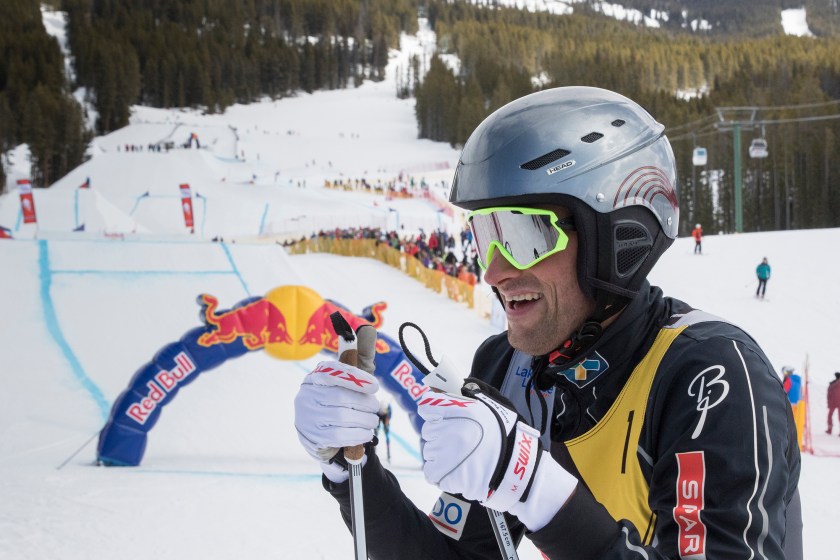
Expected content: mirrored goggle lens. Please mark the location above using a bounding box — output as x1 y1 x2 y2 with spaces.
468 208 569 270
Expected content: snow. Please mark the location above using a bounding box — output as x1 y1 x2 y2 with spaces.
40 5 73 82
471 1 815 35
782 7 815 37
1 8 838 560
478 0 663 27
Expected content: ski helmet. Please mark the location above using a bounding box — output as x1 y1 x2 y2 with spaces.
450 86 678 305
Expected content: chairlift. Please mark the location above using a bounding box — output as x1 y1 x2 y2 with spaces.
692 146 707 166
749 138 768 159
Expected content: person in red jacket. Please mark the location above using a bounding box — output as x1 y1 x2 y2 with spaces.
827 372 840 435
692 223 703 254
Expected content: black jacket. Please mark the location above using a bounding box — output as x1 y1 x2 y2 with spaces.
325 283 802 559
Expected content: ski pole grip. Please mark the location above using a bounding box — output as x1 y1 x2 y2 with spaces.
337 348 366 463
338 349 358 369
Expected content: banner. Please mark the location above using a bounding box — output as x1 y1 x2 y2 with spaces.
17 179 37 224
179 183 194 230
97 286 429 467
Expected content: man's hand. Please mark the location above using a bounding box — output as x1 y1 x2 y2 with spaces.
294 360 380 483
418 378 578 530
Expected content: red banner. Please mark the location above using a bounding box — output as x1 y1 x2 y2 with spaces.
180 183 194 230
17 179 37 224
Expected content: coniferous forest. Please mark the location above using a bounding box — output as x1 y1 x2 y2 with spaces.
416 0 840 235
0 1 89 190
2 0 840 235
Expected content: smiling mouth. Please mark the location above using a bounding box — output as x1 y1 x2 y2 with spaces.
504 293 542 311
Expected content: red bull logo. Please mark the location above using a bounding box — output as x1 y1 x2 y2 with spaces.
126 352 196 425
197 294 293 350
197 286 389 361
296 301 389 353
297 302 341 351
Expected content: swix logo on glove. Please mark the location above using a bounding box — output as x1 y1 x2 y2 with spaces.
314 363 373 389
513 432 535 480
418 396 473 408
483 422 542 512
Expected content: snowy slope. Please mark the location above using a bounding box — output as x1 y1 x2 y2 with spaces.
0 10 837 560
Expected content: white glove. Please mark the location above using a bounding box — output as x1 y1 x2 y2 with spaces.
294 359 380 483
418 378 577 531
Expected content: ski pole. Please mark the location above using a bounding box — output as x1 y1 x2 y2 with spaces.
384 423 391 463
487 508 519 560
330 311 367 560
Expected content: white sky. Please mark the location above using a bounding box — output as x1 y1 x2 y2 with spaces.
0 8 836 560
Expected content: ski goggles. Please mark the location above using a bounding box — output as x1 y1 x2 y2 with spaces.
467 207 575 271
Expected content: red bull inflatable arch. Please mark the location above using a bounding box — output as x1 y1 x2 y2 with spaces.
97 285 430 466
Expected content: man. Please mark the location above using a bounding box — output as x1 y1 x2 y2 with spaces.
692 223 702 254
376 398 392 462
782 365 801 403
828 371 840 435
294 87 802 559
756 257 771 299
782 365 806 447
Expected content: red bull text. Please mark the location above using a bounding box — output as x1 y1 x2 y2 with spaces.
126 352 196 425
390 360 429 402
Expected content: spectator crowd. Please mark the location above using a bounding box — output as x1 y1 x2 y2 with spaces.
282 225 481 286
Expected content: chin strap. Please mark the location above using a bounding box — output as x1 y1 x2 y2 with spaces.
524 290 630 433
524 321 603 437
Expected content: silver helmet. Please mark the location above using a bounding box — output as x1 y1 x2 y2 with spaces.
450 86 679 302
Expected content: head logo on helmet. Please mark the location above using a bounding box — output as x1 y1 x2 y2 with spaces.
449 86 679 305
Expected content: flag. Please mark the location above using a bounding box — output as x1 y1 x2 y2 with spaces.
17 179 37 224
180 183 194 230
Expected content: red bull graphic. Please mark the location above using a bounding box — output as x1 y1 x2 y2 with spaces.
197 294 293 350
97 285 427 467
297 302 341 350
294 300 388 354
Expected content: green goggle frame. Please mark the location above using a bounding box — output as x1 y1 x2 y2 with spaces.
467 206 574 271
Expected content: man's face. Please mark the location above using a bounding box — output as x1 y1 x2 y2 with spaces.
482 206 595 356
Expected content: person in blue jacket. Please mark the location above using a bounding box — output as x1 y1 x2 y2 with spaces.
756 257 771 298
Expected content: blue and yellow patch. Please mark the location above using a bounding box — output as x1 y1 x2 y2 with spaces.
558 352 609 387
